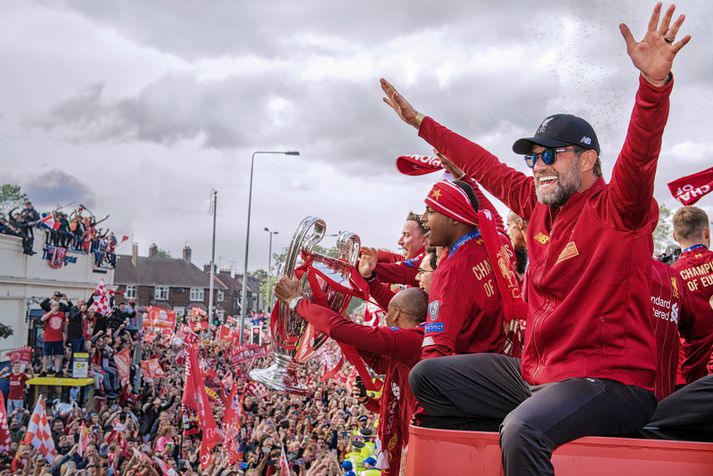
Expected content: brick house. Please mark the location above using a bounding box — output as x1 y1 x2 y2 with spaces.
114 243 229 320
207 266 264 317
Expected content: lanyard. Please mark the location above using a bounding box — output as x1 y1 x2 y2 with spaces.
449 229 481 257
682 244 708 254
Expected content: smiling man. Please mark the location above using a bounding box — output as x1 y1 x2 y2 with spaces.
381 3 691 475
419 179 506 359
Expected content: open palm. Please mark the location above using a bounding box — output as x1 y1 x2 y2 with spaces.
620 2 691 84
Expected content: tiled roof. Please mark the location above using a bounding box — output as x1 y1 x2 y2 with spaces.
114 255 227 289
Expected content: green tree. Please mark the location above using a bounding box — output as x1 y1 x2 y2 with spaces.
0 322 13 340
653 203 675 256
156 248 172 258
0 184 29 216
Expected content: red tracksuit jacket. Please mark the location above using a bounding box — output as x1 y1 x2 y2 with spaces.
672 246 713 380
418 75 673 389
295 300 422 474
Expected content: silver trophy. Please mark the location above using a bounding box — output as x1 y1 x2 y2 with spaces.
249 216 361 394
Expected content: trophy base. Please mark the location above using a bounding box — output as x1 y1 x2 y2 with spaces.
249 363 309 396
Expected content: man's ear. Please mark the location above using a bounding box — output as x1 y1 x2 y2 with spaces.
579 149 597 174
673 230 679 243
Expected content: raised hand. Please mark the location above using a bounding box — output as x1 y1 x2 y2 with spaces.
358 247 379 278
435 149 466 180
619 2 691 86
380 78 424 128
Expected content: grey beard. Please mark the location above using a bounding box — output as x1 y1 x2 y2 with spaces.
536 176 581 208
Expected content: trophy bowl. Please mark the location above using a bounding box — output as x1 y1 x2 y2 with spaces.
249 216 361 394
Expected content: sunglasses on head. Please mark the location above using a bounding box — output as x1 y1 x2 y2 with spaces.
524 145 581 168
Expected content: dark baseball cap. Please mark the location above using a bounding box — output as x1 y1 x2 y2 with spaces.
512 114 600 155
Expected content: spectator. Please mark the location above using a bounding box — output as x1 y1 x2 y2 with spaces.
40 301 67 377
0 363 33 418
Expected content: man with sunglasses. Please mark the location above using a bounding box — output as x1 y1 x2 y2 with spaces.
381 3 691 475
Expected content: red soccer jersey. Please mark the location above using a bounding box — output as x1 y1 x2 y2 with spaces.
650 259 695 399
672 246 713 380
375 252 424 287
43 311 65 342
8 372 29 400
422 232 506 359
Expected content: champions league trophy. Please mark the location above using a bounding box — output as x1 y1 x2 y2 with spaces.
249 216 361 395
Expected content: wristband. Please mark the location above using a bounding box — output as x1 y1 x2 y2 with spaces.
288 296 304 311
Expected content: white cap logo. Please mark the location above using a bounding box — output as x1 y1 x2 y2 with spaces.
537 116 555 134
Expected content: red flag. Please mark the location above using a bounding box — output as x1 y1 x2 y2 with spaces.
154 456 179 476
0 391 11 452
279 444 290 475
145 307 177 332
120 235 130 243
90 279 111 316
182 345 220 469
77 424 91 457
217 325 233 342
141 359 165 380
223 379 245 465
7 347 32 364
668 166 713 205
40 215 60 230
113 348 131 386
21 396 57 463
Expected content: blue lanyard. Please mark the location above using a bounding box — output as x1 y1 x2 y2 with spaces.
683 244 708 254
449 230 481 257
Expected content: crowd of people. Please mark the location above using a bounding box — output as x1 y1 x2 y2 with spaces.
3 4 713 476
1 289 385 476
0 199 119 267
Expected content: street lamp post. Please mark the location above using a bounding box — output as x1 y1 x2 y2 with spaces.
264 227 279 308
240 150 299 343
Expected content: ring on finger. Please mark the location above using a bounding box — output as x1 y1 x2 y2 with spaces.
664 35 675 44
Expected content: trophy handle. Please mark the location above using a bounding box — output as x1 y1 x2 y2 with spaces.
336 231 361 267
282 216 326 278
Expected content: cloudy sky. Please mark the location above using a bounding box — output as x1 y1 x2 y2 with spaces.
1 0 711 273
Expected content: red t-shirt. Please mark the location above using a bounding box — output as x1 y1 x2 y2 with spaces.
8 372 29 400
672 246 713 380
44 311 65 342
422 232 506 358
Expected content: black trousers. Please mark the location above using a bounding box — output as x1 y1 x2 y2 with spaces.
642 374 713 440
409 353 657 476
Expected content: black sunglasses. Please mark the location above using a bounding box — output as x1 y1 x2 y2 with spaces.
524 146 581 168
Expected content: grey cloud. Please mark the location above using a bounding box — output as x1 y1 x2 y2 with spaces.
22 169 97 210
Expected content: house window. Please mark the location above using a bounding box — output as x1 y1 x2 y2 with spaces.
217 290 224 302
190 288 205 301
125 285 137 300
154 286 169 300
